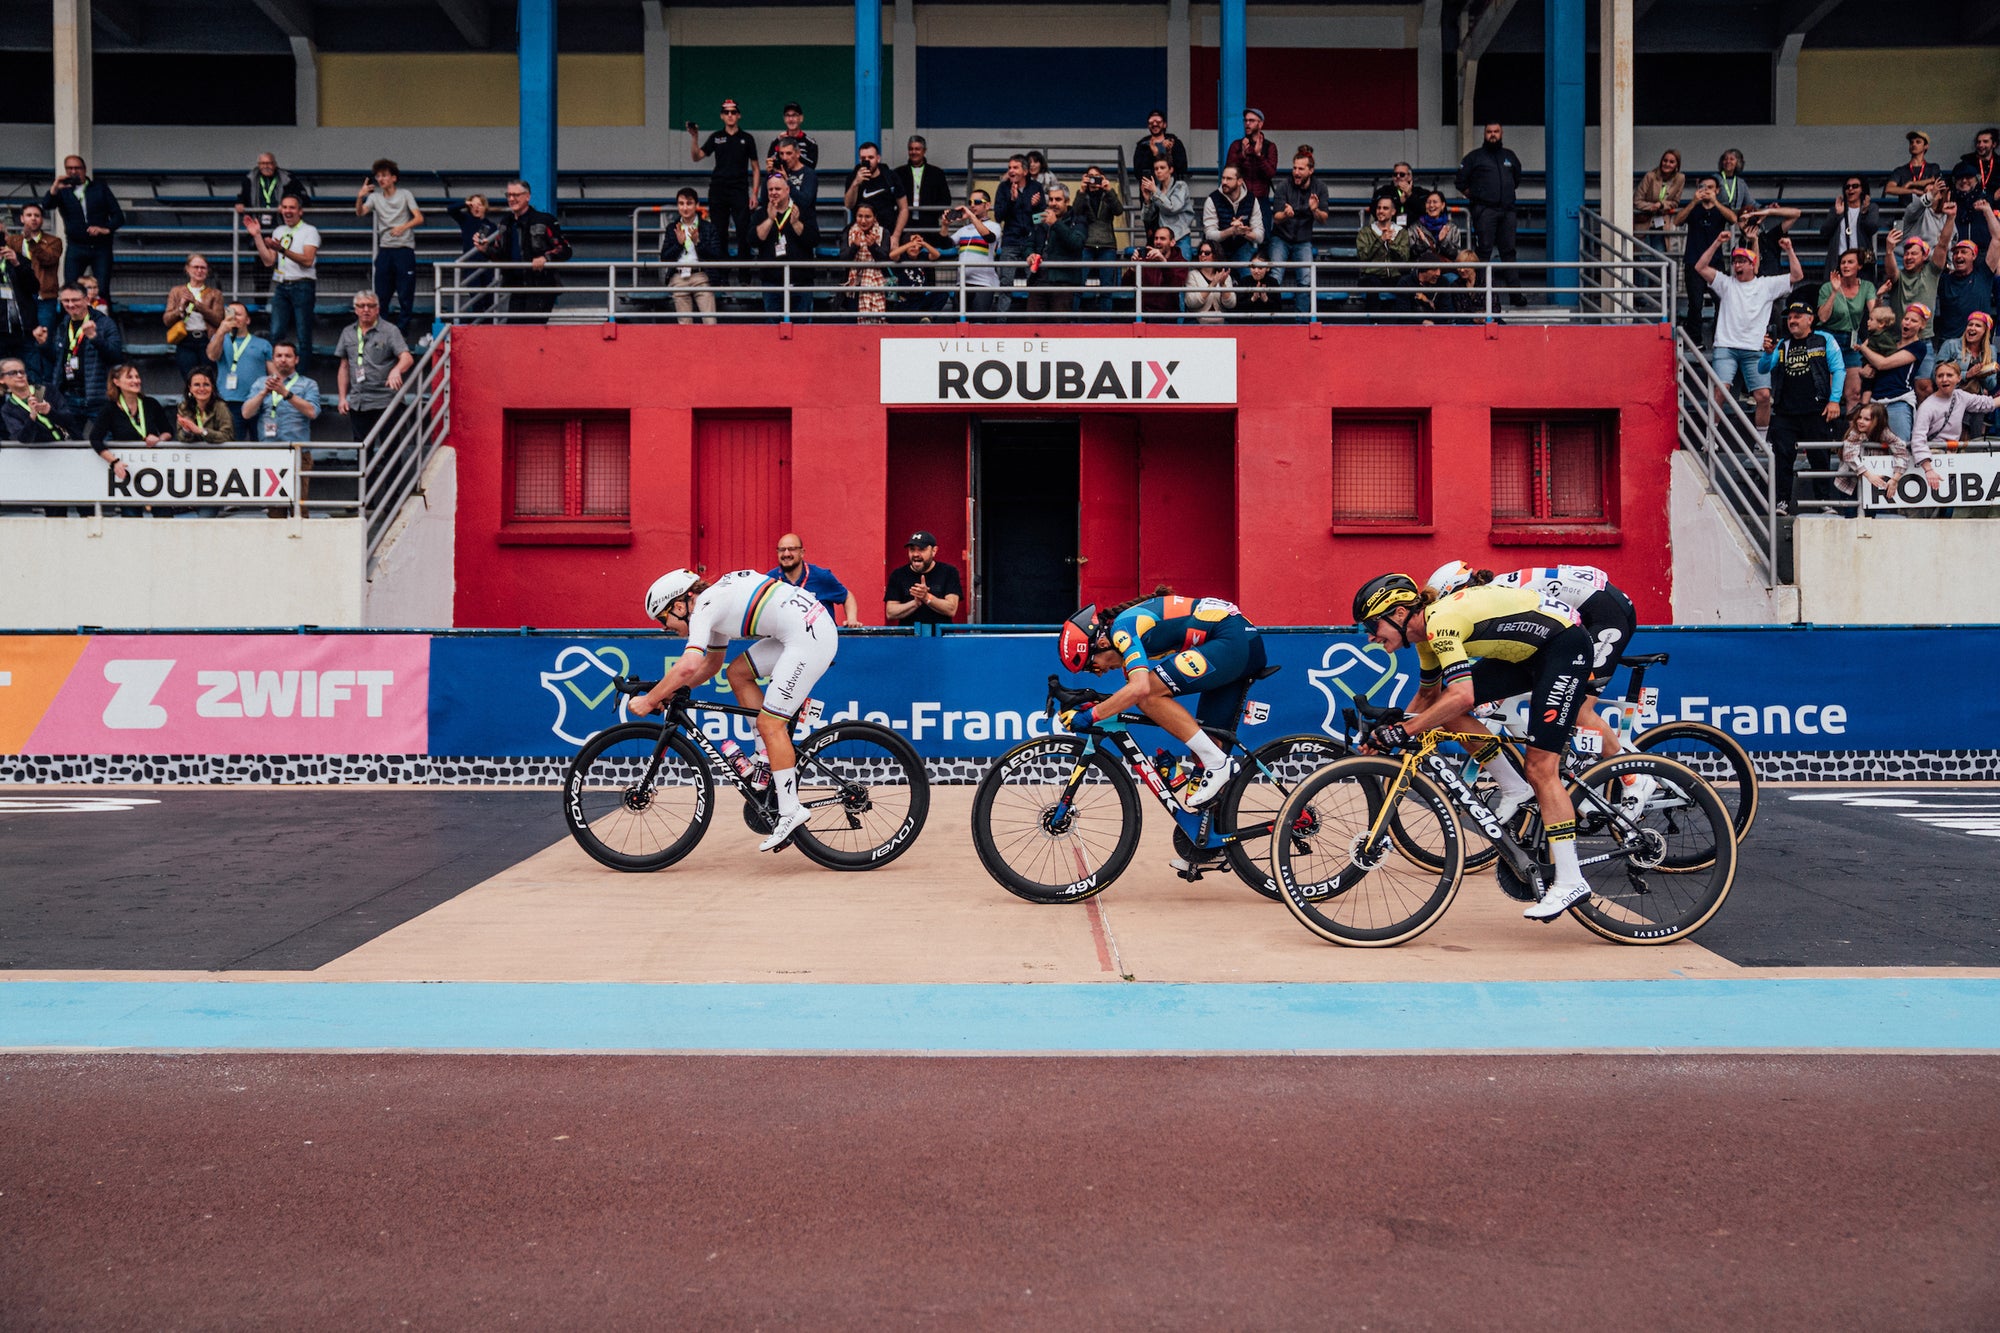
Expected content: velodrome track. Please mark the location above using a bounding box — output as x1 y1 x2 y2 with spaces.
4 782 1999 1325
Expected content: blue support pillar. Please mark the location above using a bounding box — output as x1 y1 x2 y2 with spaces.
518 0 557 209
1218 0 1246 175
855 0 882 160
1543 0 1584 306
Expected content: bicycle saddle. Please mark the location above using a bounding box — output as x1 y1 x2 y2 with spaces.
1618 653 1669 668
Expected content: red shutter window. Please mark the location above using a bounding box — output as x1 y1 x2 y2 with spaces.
505 412 631 529
1330 414 1426 525
1491 412 1615 527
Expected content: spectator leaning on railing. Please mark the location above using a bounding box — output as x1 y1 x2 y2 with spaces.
446 194 503 319
43 155 123 298
660 188 722 325
1633 150 1685 236
0 357 73 445
206 302 272 439
1835 401 1932 516
90 363 172 476
164 254 225 382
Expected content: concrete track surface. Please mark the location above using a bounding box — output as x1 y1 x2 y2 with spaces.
4 783 2000 1326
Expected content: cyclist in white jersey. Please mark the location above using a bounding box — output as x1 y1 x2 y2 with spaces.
632 568 838 851
1426 560 1651 812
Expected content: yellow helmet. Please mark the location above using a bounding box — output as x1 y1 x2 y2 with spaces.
1353 573 1421 627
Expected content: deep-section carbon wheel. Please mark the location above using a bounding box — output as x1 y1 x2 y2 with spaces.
1219 734 1350 900
563 723 715 872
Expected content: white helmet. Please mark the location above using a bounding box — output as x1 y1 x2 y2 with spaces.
644 568 701 620
1424 560 1475 597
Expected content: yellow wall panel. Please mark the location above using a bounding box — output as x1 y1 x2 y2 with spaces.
1797 48 2000 127
319 54 644 128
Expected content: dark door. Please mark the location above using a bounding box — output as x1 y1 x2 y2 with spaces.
973 419 1079 624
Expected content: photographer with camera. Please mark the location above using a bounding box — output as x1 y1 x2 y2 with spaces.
43 155 124 299
845 142 910 241
1071 167 1124 313
1129 225 1189 318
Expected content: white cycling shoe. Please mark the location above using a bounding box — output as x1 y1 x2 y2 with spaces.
758 807 811 853
1524 878 1592 920
1618 775 1659 821
1181 756 1240 810
1488 790 1528 824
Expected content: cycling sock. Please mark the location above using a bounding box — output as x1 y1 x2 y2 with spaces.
772 766 800 816
1547 819 1582 882
1187 730 1226 770
1487 756 1535 802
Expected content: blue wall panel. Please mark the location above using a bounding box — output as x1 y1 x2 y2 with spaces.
916 47 1168 131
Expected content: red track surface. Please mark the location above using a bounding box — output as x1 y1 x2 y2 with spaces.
4 1053 1996 1328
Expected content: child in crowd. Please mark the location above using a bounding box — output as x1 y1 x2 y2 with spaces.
1854 305 1900 406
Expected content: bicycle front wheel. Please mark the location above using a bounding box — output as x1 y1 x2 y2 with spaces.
787 721 932 871
1220 733 1350 900
563 723 716 872
970 736 1140 903
1268 755 1465 947
1633 720 1759 843
1565 753 1737 944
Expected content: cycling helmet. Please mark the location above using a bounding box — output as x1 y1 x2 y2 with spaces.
1058 604 1104 673
1424 560 1475 597
1353 573 1421 627
644 568 701 620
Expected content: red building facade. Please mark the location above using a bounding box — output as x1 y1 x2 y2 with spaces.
449 323 1677 629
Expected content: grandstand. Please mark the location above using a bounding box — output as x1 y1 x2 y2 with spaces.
3 1 1998 630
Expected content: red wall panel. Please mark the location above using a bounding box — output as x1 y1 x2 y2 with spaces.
1189 47 1418 132
694 412 791 576
447 324 1679 630
1139 412 1236 602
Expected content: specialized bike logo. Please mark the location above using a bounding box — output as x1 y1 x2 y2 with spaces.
540 645 633 746
1305 642 1408 736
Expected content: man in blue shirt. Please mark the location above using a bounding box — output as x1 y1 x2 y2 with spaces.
239 339 321 442
204 301 273 439
769 532 860 625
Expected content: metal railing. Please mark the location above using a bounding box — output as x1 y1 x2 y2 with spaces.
0 440 347 521
434 251 1674 326
1579 206 1677 322
1673 324 1779 585
357 328 452 573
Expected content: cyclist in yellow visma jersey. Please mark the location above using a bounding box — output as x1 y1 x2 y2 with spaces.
1354 573 1596 921
1057 592 1266 809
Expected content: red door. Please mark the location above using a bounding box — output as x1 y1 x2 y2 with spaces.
1077 414 1141 610
694 412 791 576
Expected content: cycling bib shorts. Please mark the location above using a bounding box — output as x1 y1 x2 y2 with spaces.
685 570 838 721
1468 624 1595 752
1108 596 1266 732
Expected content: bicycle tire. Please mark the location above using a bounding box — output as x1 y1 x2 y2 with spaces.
970 735 1141 903
1268 755 1466 947
563 723 716 872
1633 720 1759 843
1386 750 1504 875
1219 733 1350 901
786 721 932 871
1564 754 1737 944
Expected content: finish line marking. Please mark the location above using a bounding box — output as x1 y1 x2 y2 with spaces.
2 979 1996 1054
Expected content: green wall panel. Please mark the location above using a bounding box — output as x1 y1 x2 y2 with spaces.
670 45 894 133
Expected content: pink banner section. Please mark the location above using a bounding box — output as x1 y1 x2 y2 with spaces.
26 636 430 755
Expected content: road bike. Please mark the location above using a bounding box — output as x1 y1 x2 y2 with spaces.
562 677 930 872
1613 652 1759 842
1267 697 1737 947
968 672 1346 903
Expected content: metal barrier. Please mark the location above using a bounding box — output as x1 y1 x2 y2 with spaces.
1673 324 1779 584
435 250 1673 326
1579 206 1677 322
357 328 453 574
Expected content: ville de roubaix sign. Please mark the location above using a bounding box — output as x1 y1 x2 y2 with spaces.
880 338 1237 405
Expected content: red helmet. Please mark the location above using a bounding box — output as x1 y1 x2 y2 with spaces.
1058 605 1103 672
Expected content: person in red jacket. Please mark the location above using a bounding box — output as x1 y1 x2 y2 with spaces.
1224 108 1278 246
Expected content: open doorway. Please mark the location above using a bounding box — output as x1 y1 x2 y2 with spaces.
972 418 1079 624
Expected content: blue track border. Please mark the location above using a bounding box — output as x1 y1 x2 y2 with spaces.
3 979 1997 1053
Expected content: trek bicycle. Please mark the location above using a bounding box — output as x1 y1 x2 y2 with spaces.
1267 698 1737 947
968 673 1346 903
562 676 930 872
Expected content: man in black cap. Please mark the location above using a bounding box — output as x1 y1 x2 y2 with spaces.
885 531 962 627
1757 299 1846 515
689 98 759 289
767 102 819 172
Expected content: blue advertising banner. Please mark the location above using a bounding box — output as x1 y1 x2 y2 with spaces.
426 627 2000 758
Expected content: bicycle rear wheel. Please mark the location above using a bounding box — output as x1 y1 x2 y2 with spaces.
787 721 932 871
1268 755 1465 947
1564 754 1737 944
1633 720 1759 843
563 723 716 872
1219 733 1349 900
970 736 1140 903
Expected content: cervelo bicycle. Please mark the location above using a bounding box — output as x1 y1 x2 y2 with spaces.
563 676 930 872
1268 697 1737 947
969 672 1345 903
